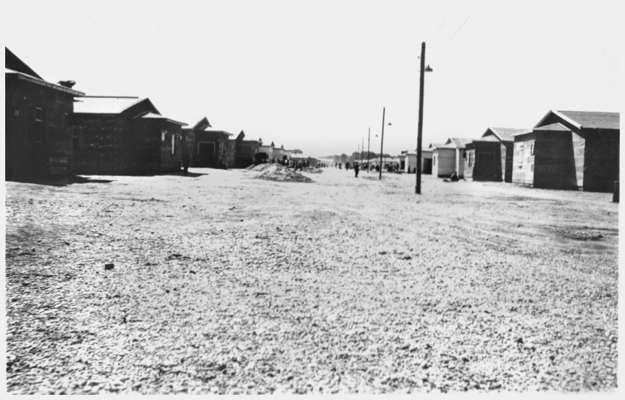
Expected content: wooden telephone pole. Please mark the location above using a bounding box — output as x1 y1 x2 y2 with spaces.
416 42 426 194
361 137 364 163
378 107 386 180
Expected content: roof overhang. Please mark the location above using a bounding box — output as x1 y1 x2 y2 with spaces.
7 71 84 96
534 122 571 132
70 112 120 117
470 138 500 144
197 129 233 136
141 113 187 126
534 110 581 130
483 128 514 142
513 130 536 141
122 98 160 118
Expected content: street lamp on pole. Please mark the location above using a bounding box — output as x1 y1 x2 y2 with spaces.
378 108 385 180
361 137 364 163
378 107 393 180
416 41 433 194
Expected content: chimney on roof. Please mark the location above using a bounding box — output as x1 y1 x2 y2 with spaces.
58 80 76 88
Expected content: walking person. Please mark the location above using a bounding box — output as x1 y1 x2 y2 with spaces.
354 162 359 178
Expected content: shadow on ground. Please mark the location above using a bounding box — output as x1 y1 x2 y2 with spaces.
6 171 208 186
6 176 112 186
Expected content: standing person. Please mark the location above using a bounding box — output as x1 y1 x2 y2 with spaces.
181 136 190 175
354 162 360 178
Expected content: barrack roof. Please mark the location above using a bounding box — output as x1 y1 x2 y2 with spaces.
74 97 145 114
472 135 500 142
6 48 84 96
141 112 187 126
7 71 84 96
485 127 529 141
535 110 619 131
557 110 619 130
534 122 570 131
202 129 233 136
5 47 42 79
443 137 472 149
192 117 212 131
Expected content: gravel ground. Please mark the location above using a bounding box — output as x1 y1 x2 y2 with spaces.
5 167 618 394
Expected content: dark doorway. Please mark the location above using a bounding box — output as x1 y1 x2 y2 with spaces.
423 158 432 174
197 142 216 165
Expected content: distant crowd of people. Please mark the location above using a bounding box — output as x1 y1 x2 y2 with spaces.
334 161 401 177
280 157 327 171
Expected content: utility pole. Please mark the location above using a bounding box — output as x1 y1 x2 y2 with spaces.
416 42 426 194
378 107 386 180
367 127 371 166
361 137 364 163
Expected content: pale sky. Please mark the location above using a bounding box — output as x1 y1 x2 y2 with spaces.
2 0 622 157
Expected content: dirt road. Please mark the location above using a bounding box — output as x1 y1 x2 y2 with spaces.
5 168 618 393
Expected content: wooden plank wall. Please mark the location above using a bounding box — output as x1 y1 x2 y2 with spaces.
512 135 535 186
433 148 455 177
571 132 585 189
472 142 501 181
234 140 260 168
71 117 183 174
71 115 132 174
192 131 231 168
534 131 577 190
464 148 475 180
5 77 75 179
502 142 514 182
583 132 619 192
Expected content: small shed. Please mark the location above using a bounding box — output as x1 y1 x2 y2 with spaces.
512 110 619 192
432 138 471 178
402 143 437 174
69 97 186 174
187 118 234 168
233 130 260 168
5 48 84 180
464 128 527 182
181 118 210 167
